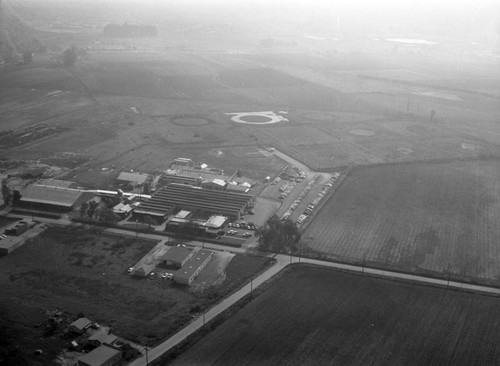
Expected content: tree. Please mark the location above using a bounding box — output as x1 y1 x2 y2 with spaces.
87 200 99 219
257 215 301 253
61 46 77 67
79 201 89 218
1 179 12 206
97 207 119 224
12 190 21 208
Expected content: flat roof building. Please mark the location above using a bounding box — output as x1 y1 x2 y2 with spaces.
161 246 193 268
19 185 90 212
38 179 78 189
116 172 149 187
77 344 121 366
139 183 253 220
174 249 213 285
70 317 92 333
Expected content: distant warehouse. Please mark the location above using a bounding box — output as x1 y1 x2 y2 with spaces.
18 185 92 212
134 183 254 222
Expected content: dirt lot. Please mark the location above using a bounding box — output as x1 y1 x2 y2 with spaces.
303 159 500 284
0 225 271 365
171 265 500 366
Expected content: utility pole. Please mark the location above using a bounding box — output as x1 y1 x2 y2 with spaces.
298 240 302 263
145 347 149 366
250 275 253 298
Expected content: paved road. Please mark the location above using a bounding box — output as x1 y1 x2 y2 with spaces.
128 253 500 366
128 254 288 366
9 211 500 365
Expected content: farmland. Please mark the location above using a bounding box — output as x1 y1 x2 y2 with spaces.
171 266 500 366
0 225 270 364
302 159 500 283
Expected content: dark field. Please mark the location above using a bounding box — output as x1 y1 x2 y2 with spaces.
0 226 270 365
171 266 500 366
303 159 500 283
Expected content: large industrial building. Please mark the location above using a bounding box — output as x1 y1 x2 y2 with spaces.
18 185 92 212
134 183 254 222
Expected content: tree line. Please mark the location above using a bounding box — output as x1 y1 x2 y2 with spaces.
256 215 301 253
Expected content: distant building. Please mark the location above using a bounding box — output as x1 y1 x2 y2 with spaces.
203 215 227 230
174 249 213 285
38 179 78 189
77 344 121 366
4 220 29 236
173 158 194 168
70 317 92 334
112 203 133 218
226 184 250 193
19 185 91 212
160 246 193 268
116 172 150 188
201 179 227 191
138 183 253 221
88 332 118 347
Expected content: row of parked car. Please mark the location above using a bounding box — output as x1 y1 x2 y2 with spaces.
295 172 341 227
279 180 298 199
281 175 319 221
227 222 257 231
226 229 252 238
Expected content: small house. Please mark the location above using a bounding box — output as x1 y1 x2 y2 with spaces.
70 317 92 334
77 344 121 366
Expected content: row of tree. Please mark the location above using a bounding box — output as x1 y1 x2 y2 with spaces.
79 200 119 224
1 179 21 207
256 215 301 253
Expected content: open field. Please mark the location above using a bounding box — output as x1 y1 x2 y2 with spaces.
0 225 271 364
303 159 500 283
171 265 500 366
2 43 500 178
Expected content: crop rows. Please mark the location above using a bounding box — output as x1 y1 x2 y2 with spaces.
304 160 500 282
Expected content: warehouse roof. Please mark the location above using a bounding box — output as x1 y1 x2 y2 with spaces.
88 332 118 345
38 179 78 189
175 249 213 281
20 185 83 208
117 172 149 185
204 215 227 228
78 344 120 366
70 317 92 331
161 246 192 264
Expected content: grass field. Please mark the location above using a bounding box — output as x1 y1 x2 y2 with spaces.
171 266 500 366
0 226 270 365
303 159 500 283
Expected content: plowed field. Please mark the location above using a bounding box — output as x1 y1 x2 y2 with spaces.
172 266 500 366
303 159 500 283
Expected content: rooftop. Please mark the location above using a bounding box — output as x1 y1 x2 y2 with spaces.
88 331 118 345
78 344 120 366
70 317 92 330
174 210 191 219
203 215 227 228
161 246 192 264
38 179 78 189
117 171 149 185
175 249 213 281
21 185 84 207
